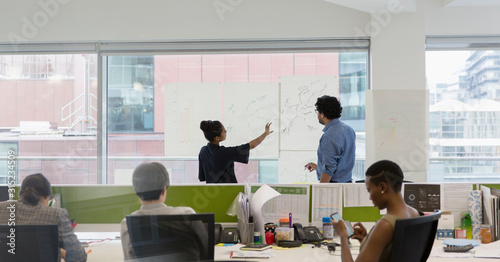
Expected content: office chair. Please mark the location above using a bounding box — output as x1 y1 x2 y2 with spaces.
0 224 59 262
126 213 214 262
390 210 441 262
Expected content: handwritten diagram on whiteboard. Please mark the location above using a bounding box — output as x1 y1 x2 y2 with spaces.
278 151 318 183
223 83 279 158
164 82 222 156
366 89 428 172
280 76 338 151
378 112 411 146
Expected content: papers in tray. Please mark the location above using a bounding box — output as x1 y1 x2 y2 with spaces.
474 240 500 258
230 250 275 259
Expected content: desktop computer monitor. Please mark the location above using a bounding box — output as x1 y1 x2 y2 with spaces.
0 186 9 201
126 213 215 261
0 224 59 262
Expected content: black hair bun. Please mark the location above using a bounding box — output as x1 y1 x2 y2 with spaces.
200 120 213 131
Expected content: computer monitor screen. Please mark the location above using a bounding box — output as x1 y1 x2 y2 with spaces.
0 224 59 262
0 186 9 201
126 213 215 261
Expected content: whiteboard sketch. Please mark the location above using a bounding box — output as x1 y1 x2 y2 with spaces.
378 112 411 146
278 150 318 183
366 89 428 172
164 82 222 156
223 83 279 158
280 76 338 151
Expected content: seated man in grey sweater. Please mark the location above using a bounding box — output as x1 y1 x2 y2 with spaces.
120 162 205 261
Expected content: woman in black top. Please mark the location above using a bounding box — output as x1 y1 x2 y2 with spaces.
198 121 273 183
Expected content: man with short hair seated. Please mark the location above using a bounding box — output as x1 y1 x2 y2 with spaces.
120 162 201 261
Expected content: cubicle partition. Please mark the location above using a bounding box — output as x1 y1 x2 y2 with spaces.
45 184 384 224
11 183 498 224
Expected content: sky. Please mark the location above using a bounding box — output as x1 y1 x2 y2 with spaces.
425 51 471 88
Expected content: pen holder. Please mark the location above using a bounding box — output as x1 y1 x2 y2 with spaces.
238 221 254 244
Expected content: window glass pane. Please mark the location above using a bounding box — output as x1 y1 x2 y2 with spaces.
107 52 367 184
108 56 154 133
427 50 500 182
0 54 98 184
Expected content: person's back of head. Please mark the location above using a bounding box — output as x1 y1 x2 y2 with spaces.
200 120 223 142
19 173 52 206
132 162 170 201
315 95 342 120
365 160 404 193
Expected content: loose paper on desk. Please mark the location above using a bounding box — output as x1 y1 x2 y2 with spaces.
474 240 500 258
226 192 250 224
251 184 310 227
230 251 275 259
251 184 281 239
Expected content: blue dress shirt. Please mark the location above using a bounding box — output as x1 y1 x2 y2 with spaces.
316 118 356 182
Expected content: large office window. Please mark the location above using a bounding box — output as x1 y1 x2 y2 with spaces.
106 51 368 184
426 38 500 182
0 39 368 185
0 54 98 184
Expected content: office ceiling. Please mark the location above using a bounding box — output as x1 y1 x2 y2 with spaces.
324 0 500 13
323 0 416 13
443 0 500 6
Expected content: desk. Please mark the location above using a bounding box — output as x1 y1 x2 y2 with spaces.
79 233 497 262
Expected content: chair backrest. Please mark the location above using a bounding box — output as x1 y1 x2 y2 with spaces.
390 210 441 262
0 224 59 262
126 213 215 262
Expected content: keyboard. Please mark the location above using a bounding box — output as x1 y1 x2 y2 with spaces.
443 244 474 253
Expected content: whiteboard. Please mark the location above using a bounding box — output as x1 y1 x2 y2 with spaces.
366 89 428 172
223 83 279 158
278 150 318 183
164 82 222 156
279 76 338 151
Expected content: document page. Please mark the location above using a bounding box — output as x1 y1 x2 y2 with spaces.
311 184 342 227
250 184 310 226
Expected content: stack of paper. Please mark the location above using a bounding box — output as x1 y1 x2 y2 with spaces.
474 240 500 258
481 186 500 242
491 188 500 241
230 251 275 259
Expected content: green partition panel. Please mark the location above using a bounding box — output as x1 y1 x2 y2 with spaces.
17 183 472 224
53 186 139 224
49 185 244 224
477 184 500 190
343 207 383 222
165 185 243 223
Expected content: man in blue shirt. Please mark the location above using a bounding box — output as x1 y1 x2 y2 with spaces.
305 95 356 183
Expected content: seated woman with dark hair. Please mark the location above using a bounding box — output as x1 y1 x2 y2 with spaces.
0 173 87 262
332 160 421 262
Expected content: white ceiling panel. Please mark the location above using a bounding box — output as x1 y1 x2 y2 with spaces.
444 0 500 6
323 0 416 13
